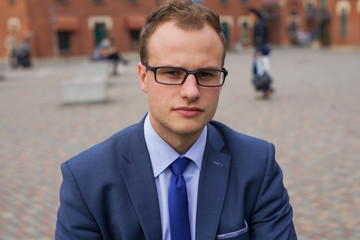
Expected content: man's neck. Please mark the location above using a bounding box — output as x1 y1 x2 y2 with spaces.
148 114 206 155
157 129 203 155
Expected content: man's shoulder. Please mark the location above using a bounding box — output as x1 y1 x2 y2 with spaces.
208 120 272 159
208 120 275 177
209 120 268 145
64 121 142 169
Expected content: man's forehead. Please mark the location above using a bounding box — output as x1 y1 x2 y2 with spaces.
148 21 216 45
146 20 225 66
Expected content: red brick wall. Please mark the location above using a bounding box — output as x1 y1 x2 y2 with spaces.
1 0 158 58
0 0 29 57
327 0 360 46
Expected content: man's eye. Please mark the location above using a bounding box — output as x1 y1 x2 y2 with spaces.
159 69 183 78
197 71 216 78
166 70 181 76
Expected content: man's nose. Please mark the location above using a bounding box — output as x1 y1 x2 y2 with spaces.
180 74 200 100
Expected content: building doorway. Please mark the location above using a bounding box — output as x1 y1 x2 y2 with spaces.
222 22 230 50
319 21 330 46
58 31 71 52
94 23 107 47
129 29 141 49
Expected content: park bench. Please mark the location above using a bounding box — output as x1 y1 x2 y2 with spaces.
61 61 109 104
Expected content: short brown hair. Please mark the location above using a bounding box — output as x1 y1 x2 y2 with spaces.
139 0 226 66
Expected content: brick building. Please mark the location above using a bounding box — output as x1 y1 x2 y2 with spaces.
264 0 360 47
1 0 359 60
0 0 158 59
214 0 360 48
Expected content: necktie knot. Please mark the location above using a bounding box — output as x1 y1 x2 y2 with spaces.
170 157 190 175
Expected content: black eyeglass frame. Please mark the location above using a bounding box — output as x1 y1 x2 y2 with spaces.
144 64 228 87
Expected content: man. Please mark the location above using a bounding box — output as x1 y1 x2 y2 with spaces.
55 1 297 239
249 8 274 99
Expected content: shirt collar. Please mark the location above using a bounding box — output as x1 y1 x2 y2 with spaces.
144 113 207 177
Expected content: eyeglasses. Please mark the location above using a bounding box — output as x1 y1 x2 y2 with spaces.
144 64 228 87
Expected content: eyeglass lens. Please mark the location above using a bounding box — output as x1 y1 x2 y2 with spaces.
156 68 224 86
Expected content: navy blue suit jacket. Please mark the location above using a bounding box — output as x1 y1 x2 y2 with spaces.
56 118 297 239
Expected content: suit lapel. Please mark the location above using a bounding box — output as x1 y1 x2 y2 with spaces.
196 123 231 240
116 119 162 239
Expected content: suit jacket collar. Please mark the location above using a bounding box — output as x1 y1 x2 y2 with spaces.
116 116 162 239
196 122 231 240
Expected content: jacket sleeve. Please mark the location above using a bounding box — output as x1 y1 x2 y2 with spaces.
55 162 102 240
250 143 297 240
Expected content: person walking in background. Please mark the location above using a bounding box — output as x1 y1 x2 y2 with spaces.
55 1 296 239
249 8 274 99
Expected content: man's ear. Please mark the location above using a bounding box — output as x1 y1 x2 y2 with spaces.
138 62 148 93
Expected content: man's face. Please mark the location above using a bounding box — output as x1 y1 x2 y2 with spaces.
138 21 224 142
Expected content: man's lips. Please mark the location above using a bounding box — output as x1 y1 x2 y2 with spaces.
174 107 203 117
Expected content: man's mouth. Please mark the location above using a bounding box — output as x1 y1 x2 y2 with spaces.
174 107 203 117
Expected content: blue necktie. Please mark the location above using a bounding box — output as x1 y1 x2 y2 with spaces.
169 157 191 240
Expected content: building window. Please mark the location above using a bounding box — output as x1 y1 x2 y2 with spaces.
341 8 347 38
307 2 313 11
94 0 104 2
9 0 15 3
220 0 228 4
241 21 249 45
58 32 71 51
128 0 138 2
241 0 249 4
221 22 230 50
94 23 107 46
130 30 141 49
320 0 327 8
7 17 21 32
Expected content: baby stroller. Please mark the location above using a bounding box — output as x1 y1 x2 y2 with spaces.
17 42 32 68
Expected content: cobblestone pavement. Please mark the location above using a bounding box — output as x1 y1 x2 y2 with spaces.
0 48 359 239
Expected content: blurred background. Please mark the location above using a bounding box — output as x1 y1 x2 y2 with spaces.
0 0 360 239
1 0 360 61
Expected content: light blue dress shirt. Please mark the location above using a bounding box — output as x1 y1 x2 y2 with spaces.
144 114 207 240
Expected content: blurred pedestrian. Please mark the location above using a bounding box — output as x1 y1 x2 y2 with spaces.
95 37 128 75
249 8 274 99
296 28 310 47
106 38 128 75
